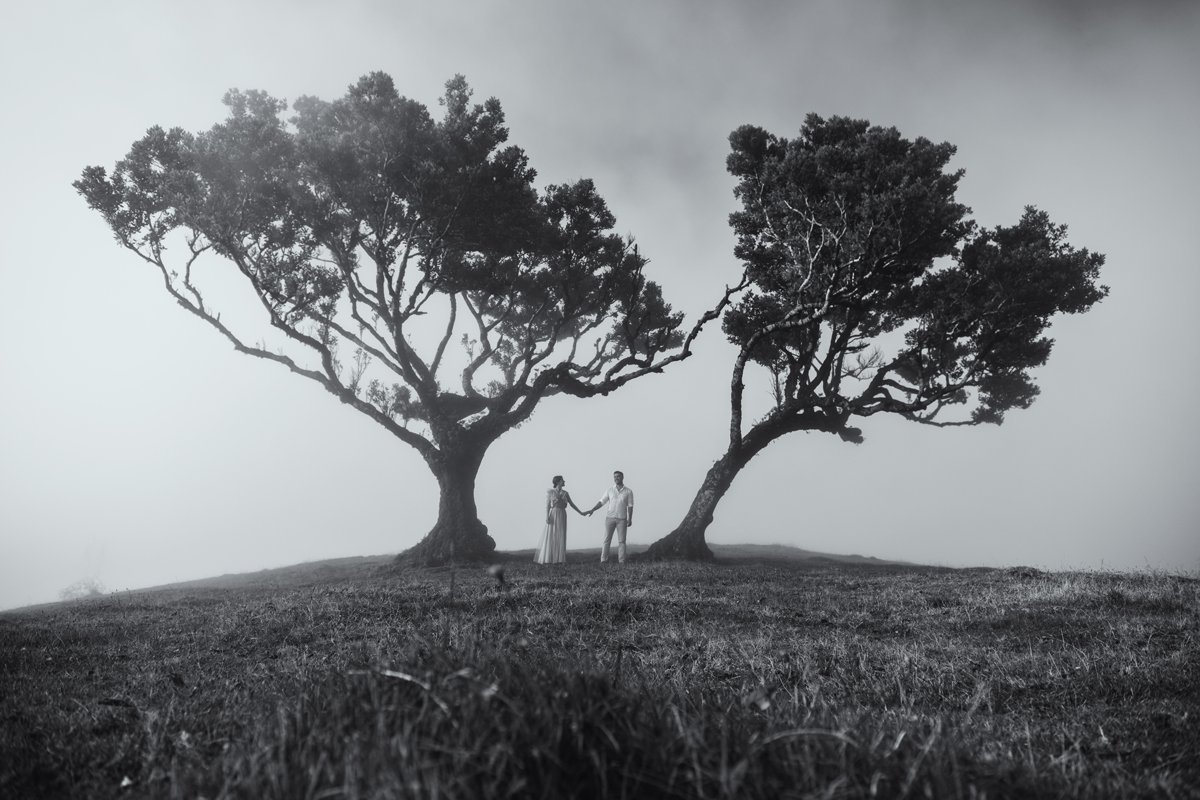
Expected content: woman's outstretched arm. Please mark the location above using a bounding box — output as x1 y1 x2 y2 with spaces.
566 492 586 515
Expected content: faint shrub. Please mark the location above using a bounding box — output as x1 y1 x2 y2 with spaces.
1095 583 1192 614
923 593 960 609
59 578 105 601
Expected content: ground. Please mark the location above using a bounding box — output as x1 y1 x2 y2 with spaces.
2 550 1197 798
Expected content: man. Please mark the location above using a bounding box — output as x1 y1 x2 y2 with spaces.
587 470 634 563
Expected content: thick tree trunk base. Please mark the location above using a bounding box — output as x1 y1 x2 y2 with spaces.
396 519 496 567
641 442 765 562
637 527 715 562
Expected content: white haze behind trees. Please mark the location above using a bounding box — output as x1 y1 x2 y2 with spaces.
1 0 1197 610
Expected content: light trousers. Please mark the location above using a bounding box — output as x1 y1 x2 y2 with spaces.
601 517 628 563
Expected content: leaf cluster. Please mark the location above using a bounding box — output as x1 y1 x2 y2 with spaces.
897 208 1108 423
74 73 687 451
721 114 1107 430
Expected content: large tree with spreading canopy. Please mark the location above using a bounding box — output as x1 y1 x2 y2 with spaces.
645 115 1108 560
75 73 738 564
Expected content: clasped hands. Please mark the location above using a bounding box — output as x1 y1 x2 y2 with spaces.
574 508 632 524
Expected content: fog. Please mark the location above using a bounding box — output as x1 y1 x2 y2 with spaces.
2 0 1197 610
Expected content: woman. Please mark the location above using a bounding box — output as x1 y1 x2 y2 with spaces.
534 475 585 564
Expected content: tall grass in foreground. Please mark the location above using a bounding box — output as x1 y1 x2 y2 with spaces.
2 561 1197 798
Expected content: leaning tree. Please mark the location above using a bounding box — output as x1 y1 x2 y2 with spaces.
644 115 1108 560
76 73 739 564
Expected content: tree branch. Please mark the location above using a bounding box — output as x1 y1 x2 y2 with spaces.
126 237 436 458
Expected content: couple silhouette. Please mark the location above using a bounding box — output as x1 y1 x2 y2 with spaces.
534 470 634 564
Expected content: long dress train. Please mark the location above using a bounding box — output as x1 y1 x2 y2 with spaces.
534 489 568 564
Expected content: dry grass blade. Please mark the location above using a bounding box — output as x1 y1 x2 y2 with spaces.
376 669 432 691
757 728 859 748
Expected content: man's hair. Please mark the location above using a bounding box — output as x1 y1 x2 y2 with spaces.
613 470 624 477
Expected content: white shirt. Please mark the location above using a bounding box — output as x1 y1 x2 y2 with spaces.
598 485 634 520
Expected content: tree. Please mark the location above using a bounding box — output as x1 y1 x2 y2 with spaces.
644 115 1108 560
59 579 106 601
75 73 739 564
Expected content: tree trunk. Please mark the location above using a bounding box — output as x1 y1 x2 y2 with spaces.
641 448 750 561
399 446 496 565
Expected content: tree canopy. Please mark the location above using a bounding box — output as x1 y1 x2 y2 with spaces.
645 114 1108 560
76 73 735 562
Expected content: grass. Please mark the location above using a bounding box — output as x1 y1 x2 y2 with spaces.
1 555 1197 798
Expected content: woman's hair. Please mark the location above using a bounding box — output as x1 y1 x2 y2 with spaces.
552 475 564 486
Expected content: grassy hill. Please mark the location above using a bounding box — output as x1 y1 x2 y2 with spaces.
125 543 913 596
2 553 1197 798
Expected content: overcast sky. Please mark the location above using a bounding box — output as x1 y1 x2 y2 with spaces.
2 0 1197 610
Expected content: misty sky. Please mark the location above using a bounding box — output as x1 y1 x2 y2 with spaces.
2 0 1197 610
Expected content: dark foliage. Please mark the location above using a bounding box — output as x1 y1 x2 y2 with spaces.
647 115 1108 559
